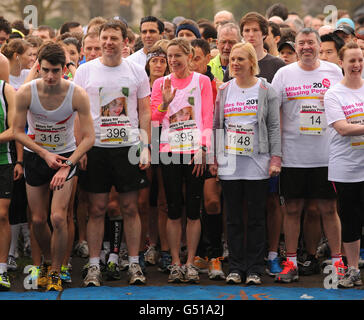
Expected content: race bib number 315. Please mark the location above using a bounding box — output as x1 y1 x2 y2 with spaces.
225 123 254 156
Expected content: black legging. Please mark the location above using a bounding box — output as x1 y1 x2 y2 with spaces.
160 153 204 220
334 181 364 243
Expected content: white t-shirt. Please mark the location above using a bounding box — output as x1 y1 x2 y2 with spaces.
10 69 30 90
74 57 150 148
325 82 364 182
272 60 343 168
218 79 270 180
126 48 147 67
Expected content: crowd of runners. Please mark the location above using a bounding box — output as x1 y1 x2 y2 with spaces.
0 2 364 293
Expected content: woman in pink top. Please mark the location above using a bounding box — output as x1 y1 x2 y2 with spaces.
151 38 213 284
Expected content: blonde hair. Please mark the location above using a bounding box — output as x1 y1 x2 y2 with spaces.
229 42 260 77
167 37 192 55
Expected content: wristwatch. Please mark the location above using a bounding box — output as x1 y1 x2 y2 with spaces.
66 61 76 68
65 160 74 167
15 161 23 167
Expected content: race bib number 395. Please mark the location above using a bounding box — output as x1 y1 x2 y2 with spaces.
168 120 200 152
225 123 254 156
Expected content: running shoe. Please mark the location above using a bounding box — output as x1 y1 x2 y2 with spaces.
275 260 299 283
208 257 225 280
74 240 89 258
168 263 185 283
7 255 17 271
338 267 362 288
38 263 51 288
298 255 320 276
128 263 146 285
144 245 158 265
26 265 40 289
333 259 347 281
192 256 209 274
316 238 331 259
179 246 188 264
246 273 262 285
60 265 72 283
266 257 282 276
158 251 172 273
106 261 121 280
359 249 364 269
0 272 10 291
226 272 242 284
83 265 102 287
119 247 129 271
46 271 63 292
183 264 200 284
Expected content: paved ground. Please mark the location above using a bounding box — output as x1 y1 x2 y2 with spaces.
2 255 363 301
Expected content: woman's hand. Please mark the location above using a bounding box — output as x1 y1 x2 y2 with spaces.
161 78 177 110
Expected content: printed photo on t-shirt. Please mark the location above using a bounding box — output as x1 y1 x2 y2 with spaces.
169 106 194 123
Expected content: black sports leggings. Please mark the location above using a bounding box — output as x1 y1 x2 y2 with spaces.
334 181 364 243
160 153 204 220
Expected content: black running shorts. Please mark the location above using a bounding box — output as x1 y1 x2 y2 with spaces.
23 150 77 187
80 146 148 194
0 164 14 199
279 167 336 200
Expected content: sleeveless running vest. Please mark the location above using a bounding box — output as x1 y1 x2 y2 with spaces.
0 80 12 164
26 80 76 154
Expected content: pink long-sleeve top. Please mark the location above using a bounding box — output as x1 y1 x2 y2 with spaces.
151 72 214 153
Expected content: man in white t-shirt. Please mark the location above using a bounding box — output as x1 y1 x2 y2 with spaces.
272 28 344 283
127 16 164 67
74 19 151 286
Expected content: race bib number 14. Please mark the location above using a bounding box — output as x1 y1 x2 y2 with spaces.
299 103 327 135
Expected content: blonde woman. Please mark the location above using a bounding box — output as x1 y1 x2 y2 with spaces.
211 42 281 285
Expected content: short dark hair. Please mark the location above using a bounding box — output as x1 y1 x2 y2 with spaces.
191 38 211 55
99 19 128 39
199 23 217 40
320 32 345 53
240 12 269 37
60 21 82 34
269 21 281 37
62 37 81 53
11 20 29 36
37 25 55 39
266 3 289 21
140 16 164 34
0 16 11 35
38 42 66 67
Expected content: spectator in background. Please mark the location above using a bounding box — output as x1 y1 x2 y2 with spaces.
265 21 281 57
213 10 235 30
269 16 284 25
285 17 304 33
60 21 84 35
266 3 289 21
0 17 11 46
163 21 176 40
310 16 324 31
199 22 217 47
87 16 107 34
320 32 345 65
128 16 164 66
318 25 335 37
334 24 356 43
278 40 297 65
176 19 201 41
32 25 55 41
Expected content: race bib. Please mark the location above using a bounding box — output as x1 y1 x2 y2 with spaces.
34 122 66 151
100 116 132 145
168 120 200 152
225 123 254 156
348 117 364 149
299 103 327 135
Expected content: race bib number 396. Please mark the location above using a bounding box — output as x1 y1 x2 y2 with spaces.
225 123 254 156
100 116 132 145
